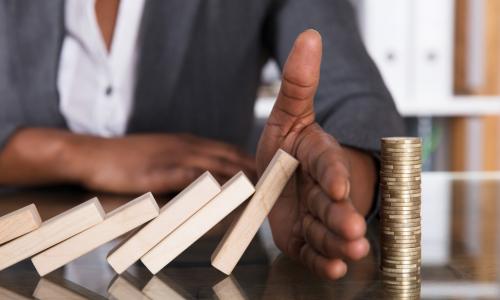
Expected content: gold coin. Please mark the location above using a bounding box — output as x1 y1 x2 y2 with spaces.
382 191 421 197
385 200 421 205
383 198 421 204
383 204 421 209
382 163 422 169
380 172 422 181
381 137 422 144
382 258 421 264
382 153 422 158
382 146 422 152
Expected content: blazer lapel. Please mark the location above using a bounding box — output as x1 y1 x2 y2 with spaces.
129 0 202 132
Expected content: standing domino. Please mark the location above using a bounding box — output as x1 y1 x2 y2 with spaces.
141 171 255 274
32 193 159 276
107 172 220 274
211 149 298 274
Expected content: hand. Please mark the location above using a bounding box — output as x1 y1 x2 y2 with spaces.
257 30 372 280
79 134 256 194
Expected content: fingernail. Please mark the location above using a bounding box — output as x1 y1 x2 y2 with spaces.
344 179 351 199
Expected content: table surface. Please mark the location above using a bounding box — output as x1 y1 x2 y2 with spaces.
0 172 499 299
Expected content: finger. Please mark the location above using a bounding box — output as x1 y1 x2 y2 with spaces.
305 184 366 240
180 153 242 177
146 167 202 193
182 134 256 170
302 214 369 261
299 244 347 280
295 125 350 201
258 29 322 161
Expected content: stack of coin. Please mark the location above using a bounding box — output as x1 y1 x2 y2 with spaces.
380 137 422 299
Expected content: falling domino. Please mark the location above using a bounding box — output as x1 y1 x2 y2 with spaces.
0 198 105 271
0 203 42 245
211 149 299 275
141 171 255 274
107 172 221 274
31 193 159 276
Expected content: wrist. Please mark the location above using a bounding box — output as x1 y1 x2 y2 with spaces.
59 133 104 185
343 146 377 216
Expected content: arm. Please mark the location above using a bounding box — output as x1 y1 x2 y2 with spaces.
0 128 83 186
264 0 403 215
0 128 256 193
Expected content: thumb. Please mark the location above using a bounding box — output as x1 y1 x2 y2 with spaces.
257 30 322 167
269 29 322 139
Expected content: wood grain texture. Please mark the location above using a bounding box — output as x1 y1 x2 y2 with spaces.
0 198 105 271
141 171 255 274
0 203 41 245
32 193 159 276
211 149 298 274
107 172 220 274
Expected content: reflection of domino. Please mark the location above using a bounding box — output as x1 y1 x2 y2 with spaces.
141 171 255 274
212 149 298 275
212 276 248 300
32 193 159 276
0 203 42 245
107 172 221 274
108 275 149 300
0 198 105 271
143 275 191 300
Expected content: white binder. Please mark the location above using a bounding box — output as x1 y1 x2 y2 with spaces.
412 0 455 101
359 0 413 106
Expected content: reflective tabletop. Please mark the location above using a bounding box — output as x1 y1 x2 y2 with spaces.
0 172 499 299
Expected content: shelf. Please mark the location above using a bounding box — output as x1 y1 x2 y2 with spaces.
254 96 500 118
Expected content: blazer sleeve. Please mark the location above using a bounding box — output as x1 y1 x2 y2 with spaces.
264 0 405 152
264 0 405 221
0 6 23 151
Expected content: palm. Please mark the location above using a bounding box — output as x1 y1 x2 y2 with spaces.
256 30 369 280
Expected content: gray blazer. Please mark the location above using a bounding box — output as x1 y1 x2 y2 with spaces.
0 0 404 152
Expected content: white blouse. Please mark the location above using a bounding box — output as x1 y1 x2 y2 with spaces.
57 0 145 137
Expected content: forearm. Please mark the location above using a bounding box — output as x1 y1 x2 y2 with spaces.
343 147 377 217
0 128 92 187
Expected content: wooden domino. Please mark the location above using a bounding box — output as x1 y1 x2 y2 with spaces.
107 172 221 274
108 276 149 300
211 149 298 274
32 193 159 276
212 276 247 300
0 203 42 245
142 275 190 300
0 198 105 271
141 171 255 274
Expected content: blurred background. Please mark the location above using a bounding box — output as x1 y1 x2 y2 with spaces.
256 0 500 173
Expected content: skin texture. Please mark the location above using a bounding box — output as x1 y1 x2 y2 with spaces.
0 130 256 194
0 30 376 281
256 30 375 280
